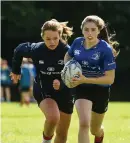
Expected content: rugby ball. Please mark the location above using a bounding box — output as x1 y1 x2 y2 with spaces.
61 59 82 88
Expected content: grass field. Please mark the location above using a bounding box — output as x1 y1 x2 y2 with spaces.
1 102 130 143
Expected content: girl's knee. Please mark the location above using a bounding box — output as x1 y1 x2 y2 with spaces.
90 126 104 136
79 119 90 129
46 114 60 125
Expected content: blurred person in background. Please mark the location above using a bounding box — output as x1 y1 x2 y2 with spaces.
28 58 36 102
19 58 32 106
64 15 119 143
10 19 74 143
0 58 12 102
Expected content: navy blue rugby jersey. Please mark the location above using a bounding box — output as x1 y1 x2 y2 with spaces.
68 37 116 86
12 41 69 91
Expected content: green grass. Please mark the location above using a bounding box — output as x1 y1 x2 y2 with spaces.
1 102 130 143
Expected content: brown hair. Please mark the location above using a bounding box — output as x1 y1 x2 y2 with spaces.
41 19 73 44
81 15 120 57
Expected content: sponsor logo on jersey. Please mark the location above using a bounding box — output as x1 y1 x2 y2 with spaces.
40 70 61 75
82 61 88 66
91 67 97 70
39 60 44 64
47 67 55 71
91 52 100 60
58 60 64 65
74 50 81 55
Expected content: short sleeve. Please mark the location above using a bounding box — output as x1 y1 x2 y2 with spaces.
68 39 77 57
103 47 116 71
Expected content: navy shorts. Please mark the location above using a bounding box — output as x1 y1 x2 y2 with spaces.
33 81 74 114
20 87 30 92
75 84 110 114
1 84 11 88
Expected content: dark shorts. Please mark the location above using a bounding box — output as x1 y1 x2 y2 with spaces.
33 81 74 114
1 84 11 88
20 87 30 92
75 84 110 114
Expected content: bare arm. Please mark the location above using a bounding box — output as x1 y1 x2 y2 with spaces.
64 52 73 64
72 69 115 87
84 70 115 85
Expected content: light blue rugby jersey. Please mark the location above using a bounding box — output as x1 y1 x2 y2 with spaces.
20 64 31 88
68 37 116 86
0 67 12 85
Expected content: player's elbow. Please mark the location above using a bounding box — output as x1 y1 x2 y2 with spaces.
108 77 115 84
105 70 115 85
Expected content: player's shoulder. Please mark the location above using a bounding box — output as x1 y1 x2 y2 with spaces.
64 43 70 51
58 41 70 52
99 39 113 52
64 44 70 52
31 42 45 50
71 37 84 48
73 37 84 44
15 42 45 52
65 44 70 49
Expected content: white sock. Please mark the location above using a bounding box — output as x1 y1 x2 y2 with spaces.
42 132 53 143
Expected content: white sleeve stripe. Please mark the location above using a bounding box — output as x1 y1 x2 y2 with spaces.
108 62 115 66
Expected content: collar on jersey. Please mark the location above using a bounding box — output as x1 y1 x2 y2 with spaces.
81 38 101 50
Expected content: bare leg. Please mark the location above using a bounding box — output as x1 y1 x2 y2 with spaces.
40 98 60 142
0 87 5 101
54 111 71 143
5 87 11 102
75 99 92 143
90 111 105 137
20 91 30 106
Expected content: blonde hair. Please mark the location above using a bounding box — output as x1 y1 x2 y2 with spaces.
81 15 105 30
81 15 120 57
41 19 73 44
